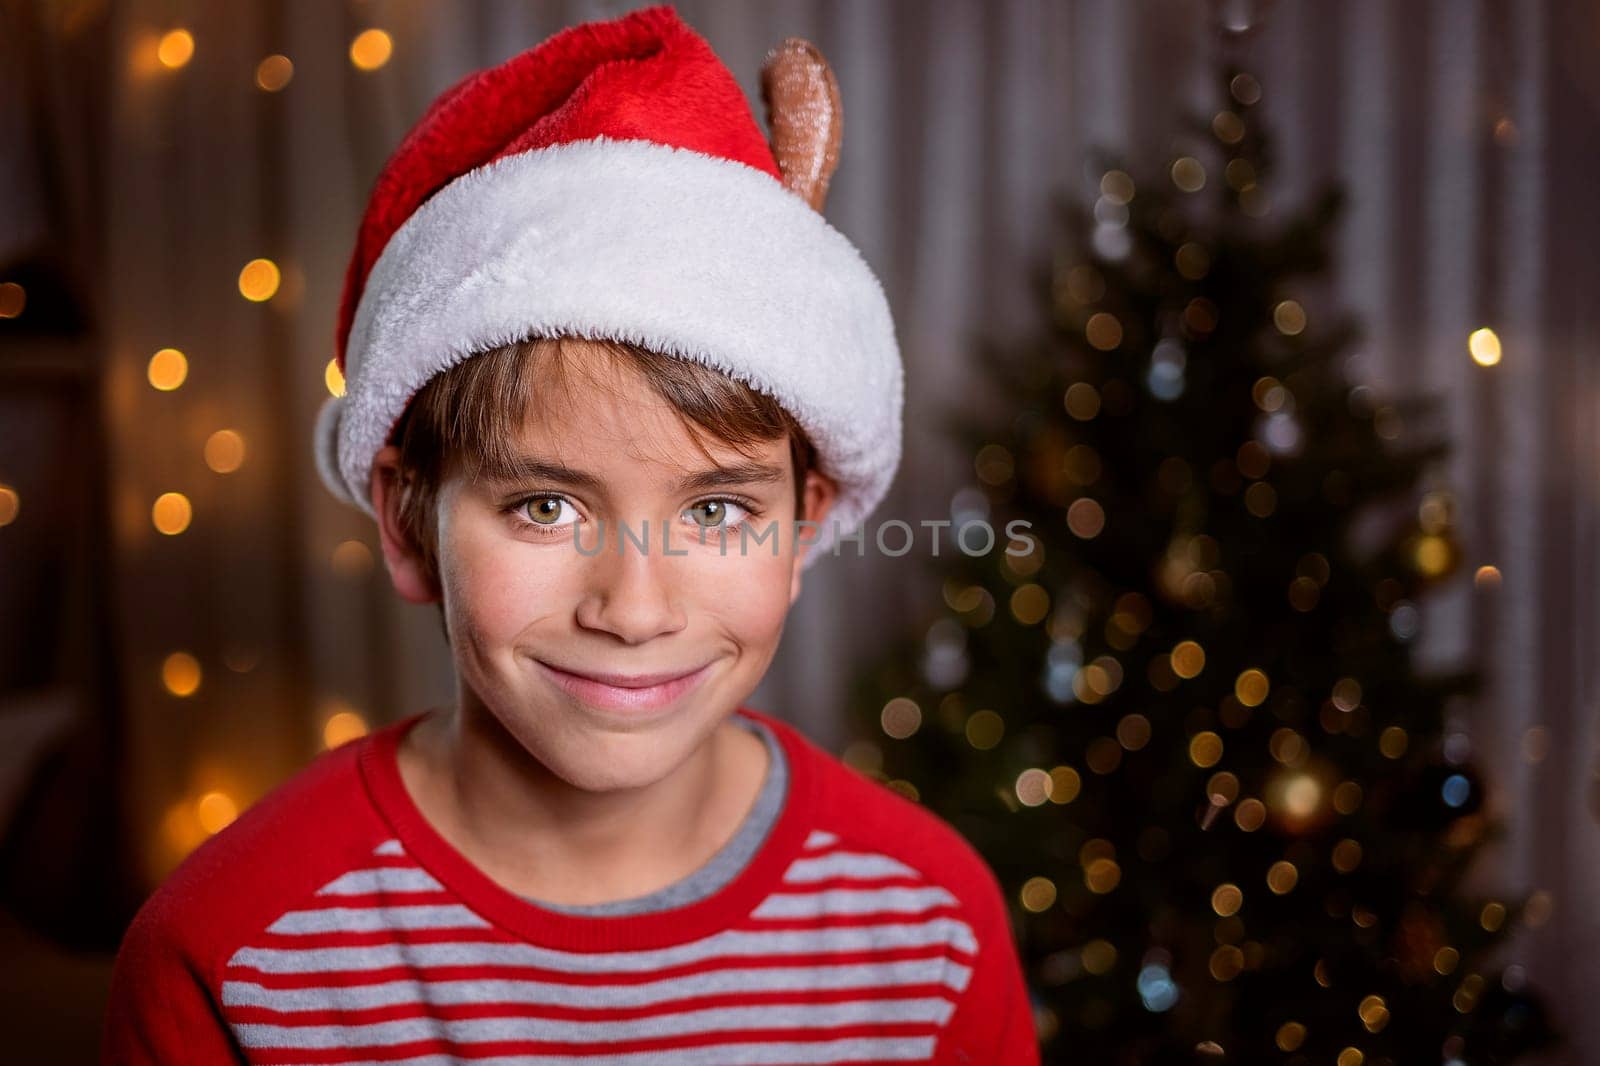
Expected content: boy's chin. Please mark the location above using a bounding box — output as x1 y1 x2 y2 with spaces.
496 697 719 790
538 734 699 794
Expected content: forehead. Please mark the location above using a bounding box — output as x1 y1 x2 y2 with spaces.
522 345 718 460
476 341 791 485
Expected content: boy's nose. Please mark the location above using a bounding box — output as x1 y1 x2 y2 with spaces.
573 523 688 645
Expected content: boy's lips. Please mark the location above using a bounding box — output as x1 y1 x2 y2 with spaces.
534 658 715 713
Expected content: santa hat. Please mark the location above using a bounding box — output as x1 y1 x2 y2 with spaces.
314 3 902 567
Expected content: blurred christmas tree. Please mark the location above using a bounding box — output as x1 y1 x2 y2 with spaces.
847 64 1562 1066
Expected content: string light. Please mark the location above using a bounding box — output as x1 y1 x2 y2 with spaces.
350 29 393 71
325 358 346 397
880 697 922 739
1469 327 1502 366
255 54 293 91
196 790 238 833
147 347 188 390
238 258 281 302
157 28 194 70
204 429 247 473
0 484 18 527
161 651 202 696
151 491 193 534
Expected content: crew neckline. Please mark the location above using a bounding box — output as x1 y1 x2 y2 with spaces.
357 704 816 951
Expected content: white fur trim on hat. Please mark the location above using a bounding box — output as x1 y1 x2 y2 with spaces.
319 135 903 569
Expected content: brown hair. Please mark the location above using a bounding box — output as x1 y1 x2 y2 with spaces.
386 335 816 589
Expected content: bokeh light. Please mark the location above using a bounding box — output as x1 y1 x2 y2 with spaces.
204 429 247 474
161 652 201 697
151 492 193 535
238 258 281 302
350 29 393 71
1469 327 1502 366
0 281 25 318
157 28 194 69
147 348 188 391
255 53 293 91
196 790 237 834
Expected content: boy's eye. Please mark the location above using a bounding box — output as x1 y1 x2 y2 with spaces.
683 499 750 528
519 495 578 527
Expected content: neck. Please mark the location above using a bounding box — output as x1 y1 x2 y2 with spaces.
399 690 767 906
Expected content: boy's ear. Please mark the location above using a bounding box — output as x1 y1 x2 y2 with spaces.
790 468 839 605
369 445 441 604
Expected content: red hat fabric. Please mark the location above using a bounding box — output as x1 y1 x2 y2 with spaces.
315 4 902 567
334 5 784 371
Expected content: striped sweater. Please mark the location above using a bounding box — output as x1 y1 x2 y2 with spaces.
102 707 1038 1064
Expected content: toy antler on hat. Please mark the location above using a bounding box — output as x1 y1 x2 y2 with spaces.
760 38 842 212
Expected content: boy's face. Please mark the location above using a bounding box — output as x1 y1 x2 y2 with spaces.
370 350 836 793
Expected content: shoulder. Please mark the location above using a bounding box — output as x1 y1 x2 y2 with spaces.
769 711 1011 919
119 723 398 977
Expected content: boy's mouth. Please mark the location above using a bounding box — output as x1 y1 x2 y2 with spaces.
533 658 715 714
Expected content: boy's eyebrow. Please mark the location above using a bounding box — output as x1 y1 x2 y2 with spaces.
478 454 788 492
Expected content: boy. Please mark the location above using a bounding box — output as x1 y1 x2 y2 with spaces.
102 6 1038 1064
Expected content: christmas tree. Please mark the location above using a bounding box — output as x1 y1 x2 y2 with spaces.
847 65 1562 1064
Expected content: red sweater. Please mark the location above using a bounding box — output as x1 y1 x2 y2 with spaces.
102 706 1039 1064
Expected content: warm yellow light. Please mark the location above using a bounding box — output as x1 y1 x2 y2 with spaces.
0 281 24 318
1009 584 1049 625
204 429 247 474
255 53 294 91
1066 497 1106 539
1282 773 1321 817
0 485 17 527
1189 730 1223 768
1020 876 1058 912
1048 765 1081 804
157 28 194 69
1234 797 1267 831
1474 564 1502 588
196 790 238 834
1273 300 1307 336
1413 534 1452 576
1085 312 1123 351
1081 938 1117 974
324 710 369 749
965 709 1004 750
1100 170 1135 204
1266 859 1299 894
1276 1022 1307 1052
1170 640 1206 679
1084 857 1121 894
1235 667 1270 707
161 651 202 696
238 258 281 302
152 491 192 535
1171 156 1206 192
325 358 346 397
1212 883 1243 916
147 347 188 391
1469 327 1502 366
350 28 393 71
